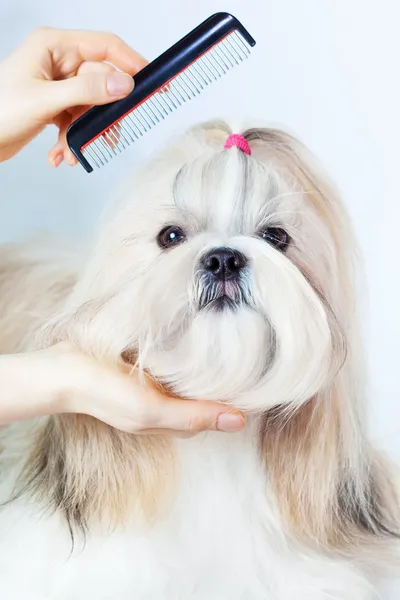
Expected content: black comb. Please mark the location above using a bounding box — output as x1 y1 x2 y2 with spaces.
66 12 256 173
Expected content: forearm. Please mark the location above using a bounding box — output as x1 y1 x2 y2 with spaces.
0 350 65 424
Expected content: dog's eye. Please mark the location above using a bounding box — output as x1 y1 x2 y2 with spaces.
157 226 186 249
258 227 290 251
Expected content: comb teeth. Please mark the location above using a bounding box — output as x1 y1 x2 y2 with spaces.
82 30 252 169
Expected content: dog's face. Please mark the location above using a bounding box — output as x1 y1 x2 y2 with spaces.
64 124 350 409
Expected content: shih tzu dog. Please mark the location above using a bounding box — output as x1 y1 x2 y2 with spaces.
0 121 398 599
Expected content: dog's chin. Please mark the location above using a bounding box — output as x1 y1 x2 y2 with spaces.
144 304 272 400
202 295 240 312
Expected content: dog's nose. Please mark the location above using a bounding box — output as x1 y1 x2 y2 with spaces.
202 248 247 281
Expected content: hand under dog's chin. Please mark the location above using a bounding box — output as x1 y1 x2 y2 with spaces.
144 306 273 401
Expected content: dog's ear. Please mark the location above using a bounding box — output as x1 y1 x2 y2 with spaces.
249 128 400 553
34 277 139 365
260 396 400 553
26 293 175 539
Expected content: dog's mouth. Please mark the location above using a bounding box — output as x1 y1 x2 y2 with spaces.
198 280 247 311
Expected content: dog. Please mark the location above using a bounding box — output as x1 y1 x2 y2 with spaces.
0 121 398 599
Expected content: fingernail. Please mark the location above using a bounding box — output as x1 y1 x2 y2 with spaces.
107 73 134 97
217 413 245 433
53 153 63 167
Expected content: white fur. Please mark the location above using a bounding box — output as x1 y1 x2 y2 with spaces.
0 122 397 599
0 424 374 600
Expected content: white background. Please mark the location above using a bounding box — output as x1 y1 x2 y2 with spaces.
0 3 398 463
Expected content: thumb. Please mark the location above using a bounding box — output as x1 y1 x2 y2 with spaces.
43 71 134 114
152 397 246 434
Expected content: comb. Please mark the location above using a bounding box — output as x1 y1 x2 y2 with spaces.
66 12 256 172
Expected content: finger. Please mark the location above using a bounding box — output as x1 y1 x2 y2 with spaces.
70 30 149 74
49 146 77 167
48 112 71 167
48 151 63 168
148 395 246 434
48 111 79 168
41 70 134 119
48 139 66 166
48 139 77 168
64 148 78 166
35 27 148 75
50 106 91 166
77 60 116 76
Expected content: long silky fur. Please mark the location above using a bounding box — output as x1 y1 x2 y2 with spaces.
0 122 398 565
246 128 400 555
12 416 174 540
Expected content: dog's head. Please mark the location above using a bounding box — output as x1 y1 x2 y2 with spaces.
59 122 352 410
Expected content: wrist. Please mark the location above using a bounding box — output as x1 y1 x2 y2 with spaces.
42 342 105 418
34 343 91 417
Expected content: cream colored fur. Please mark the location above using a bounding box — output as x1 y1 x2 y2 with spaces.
0 122 398 599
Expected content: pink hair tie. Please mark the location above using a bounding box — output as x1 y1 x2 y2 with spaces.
224 133 251 156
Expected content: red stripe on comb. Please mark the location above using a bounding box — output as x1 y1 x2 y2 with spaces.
224 134 251 155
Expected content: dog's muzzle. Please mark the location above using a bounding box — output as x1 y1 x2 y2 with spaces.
197 247 248 310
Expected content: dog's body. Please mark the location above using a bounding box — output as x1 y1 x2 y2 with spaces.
0 123 398 599
0 419 374 600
